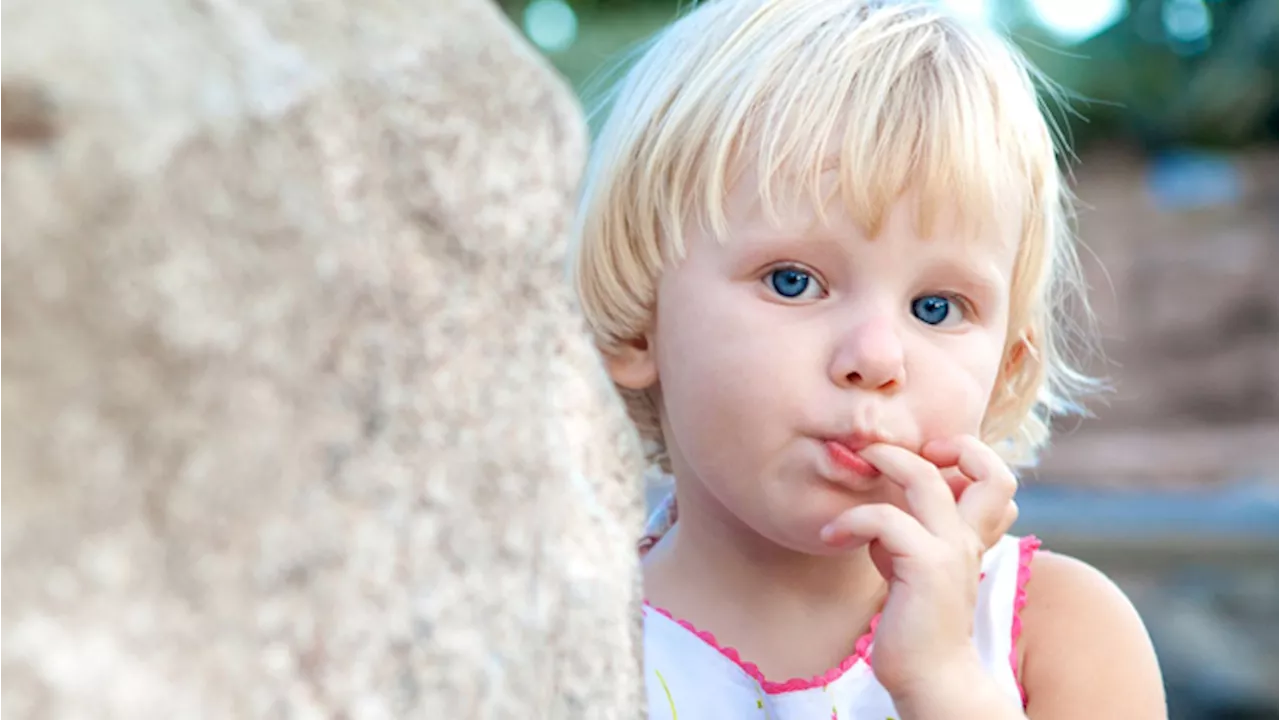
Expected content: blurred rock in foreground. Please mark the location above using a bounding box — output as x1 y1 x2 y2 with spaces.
1 0 645 718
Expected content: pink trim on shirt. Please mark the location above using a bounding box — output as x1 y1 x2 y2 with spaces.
1011 534 1042 707
644 601 880 695
641 494 1038 702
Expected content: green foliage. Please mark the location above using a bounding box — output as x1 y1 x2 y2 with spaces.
502 0 1278 149
1017 0 1278 150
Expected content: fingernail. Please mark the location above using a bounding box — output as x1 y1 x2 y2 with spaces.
820 524 839 544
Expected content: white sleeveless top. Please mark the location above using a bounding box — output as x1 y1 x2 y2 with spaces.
640 500 1040 719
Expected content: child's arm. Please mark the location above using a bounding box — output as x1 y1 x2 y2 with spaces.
1018 551 1167 719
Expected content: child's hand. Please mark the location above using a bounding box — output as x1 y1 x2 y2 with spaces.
818 435 1019 708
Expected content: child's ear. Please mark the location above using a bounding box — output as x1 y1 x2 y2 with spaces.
1005 336 1026 372
604 334 658 390
1004 328 1034 376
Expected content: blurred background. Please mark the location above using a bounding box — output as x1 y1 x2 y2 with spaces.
501 0 1278 717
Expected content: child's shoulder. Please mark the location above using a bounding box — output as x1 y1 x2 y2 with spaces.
1016 546 1167 717
1019 548 1146 654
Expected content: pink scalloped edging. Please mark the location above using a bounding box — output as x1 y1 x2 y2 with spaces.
1011 535 1042 708
644 601 879 694
637 535 661 557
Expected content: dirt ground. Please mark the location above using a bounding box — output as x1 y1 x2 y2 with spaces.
1032 147 1278 489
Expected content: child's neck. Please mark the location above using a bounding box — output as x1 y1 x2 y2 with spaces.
643 484 887 679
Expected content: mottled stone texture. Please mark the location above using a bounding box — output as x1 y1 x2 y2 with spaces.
1 1 646 718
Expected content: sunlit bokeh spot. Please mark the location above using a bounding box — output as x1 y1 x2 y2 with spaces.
523 0 578 54
1027 0 1129 44
1162 0 1212 44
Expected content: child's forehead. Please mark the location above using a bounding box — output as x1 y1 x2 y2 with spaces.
709 154 1024 252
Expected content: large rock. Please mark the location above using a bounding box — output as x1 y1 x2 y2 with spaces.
1 1 646 718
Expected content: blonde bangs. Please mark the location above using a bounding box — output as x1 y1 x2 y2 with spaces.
641 4 1054 252
572 0 1100 468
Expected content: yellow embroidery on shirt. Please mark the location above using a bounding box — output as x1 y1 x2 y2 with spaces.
653 669 677 720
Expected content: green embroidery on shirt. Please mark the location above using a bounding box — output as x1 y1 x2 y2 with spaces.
754 685 773 718
653 669 677 720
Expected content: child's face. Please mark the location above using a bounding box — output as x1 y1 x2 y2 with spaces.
612 164 1021 554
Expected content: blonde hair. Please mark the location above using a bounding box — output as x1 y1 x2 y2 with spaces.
571 0 1100 470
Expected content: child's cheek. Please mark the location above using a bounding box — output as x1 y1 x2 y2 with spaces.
915 367 991 442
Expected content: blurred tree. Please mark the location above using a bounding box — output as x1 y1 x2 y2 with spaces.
501 0 1278 150
1014 0 1279 151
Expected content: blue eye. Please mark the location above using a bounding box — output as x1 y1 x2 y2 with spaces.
766 267 819 299
911 295 957 326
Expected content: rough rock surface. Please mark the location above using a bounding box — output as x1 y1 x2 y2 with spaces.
2 1 646 718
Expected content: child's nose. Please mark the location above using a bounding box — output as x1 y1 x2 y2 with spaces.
828 315 906 391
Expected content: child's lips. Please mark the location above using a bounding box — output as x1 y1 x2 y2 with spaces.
824 439 880 479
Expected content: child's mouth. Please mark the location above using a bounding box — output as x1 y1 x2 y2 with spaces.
824 440 880 479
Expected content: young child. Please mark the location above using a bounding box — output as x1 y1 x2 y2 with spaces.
572 1 1167 717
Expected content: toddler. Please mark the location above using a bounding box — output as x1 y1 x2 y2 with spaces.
572 1 1168 717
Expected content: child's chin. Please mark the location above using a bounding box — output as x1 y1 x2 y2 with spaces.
759 514 863 557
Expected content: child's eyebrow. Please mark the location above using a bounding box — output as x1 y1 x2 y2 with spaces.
923 257 1008 304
